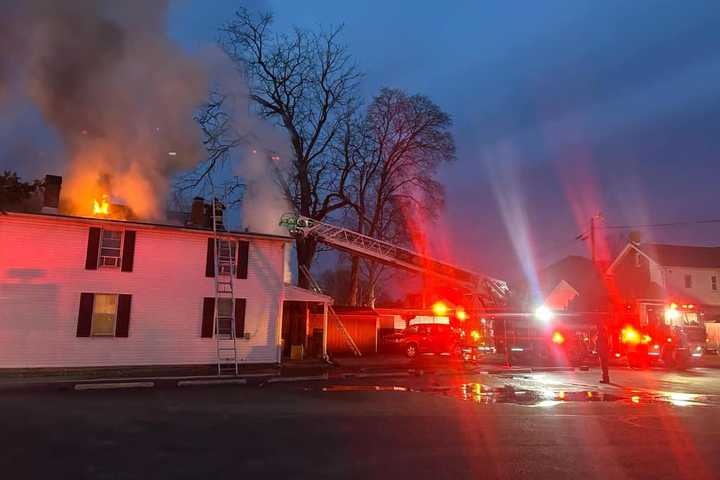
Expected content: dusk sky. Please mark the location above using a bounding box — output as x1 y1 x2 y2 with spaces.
170 0 720 281
3 1 720 281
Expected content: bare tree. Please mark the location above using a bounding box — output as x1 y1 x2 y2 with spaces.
221 9 361 286
344 88 456 306
174 92 245 207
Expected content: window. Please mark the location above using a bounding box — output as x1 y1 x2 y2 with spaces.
216 298 234 336
712 276 718 292
217 240 236 276
91 294 118 336
634 252 642 268
99 230 123 268
684 274 693 289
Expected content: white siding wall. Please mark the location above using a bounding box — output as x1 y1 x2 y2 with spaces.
0 214 288 368
663 266 720 306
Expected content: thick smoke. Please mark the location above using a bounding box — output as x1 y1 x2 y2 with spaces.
209 59 292 235
0 0 207 218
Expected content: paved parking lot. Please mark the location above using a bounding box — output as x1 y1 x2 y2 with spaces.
2 366 720 479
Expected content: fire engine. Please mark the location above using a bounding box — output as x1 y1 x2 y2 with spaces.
496 308 598 365
612 301 707 368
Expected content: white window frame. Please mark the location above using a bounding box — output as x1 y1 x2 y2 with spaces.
99 229 123 268
217 239 237 276
91 293 119 337
216 298 234 336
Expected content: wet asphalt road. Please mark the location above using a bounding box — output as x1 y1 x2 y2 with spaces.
2 366 720 480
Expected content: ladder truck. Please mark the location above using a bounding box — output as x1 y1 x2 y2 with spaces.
279 213 513 357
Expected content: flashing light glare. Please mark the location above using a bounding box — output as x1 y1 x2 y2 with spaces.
641 334 652 345
667 337 672 343
470 330 481 342
558 391 566 400
696 346 703 352
615 352 621 358
665 307 680 322
631 395 640 404
92 195 110 215
432 302 448 317
456 308 468 321
653 344 660 350
534 305 553 322
621 326 641 345
669 392 698 407
551 331 565 345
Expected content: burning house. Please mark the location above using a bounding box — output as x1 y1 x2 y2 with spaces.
0 177 332 370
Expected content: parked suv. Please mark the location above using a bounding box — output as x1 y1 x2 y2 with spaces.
382 323 462 358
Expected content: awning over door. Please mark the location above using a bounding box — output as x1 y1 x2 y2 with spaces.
283 284 334 304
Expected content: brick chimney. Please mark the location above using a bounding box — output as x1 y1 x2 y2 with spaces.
190 197 206 227
41 175 62 214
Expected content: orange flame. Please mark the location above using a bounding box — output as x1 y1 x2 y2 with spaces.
93 195 110 215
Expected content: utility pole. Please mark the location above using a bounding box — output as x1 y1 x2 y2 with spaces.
590 215 596 265
578 213 603 267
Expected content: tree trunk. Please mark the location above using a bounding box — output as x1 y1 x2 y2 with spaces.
348 255 360 305
295 236 317 289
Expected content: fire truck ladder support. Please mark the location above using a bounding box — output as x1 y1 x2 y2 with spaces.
212 199 239 376
299 264 362 357
280 213 510 307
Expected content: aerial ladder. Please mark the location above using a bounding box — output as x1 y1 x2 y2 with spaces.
279 213 511 309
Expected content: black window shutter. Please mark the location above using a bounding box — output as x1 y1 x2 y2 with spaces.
120 231 136 272
77 293 94 337
201 297 215 337
236 241 249 279
205 238 215 277
115 294 132 337
85 227 101 270
234 298 246 338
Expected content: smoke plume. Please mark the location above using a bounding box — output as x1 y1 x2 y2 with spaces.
0 0 207 218
209 58 292 235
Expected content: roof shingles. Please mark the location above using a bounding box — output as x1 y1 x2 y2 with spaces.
638 243 720 268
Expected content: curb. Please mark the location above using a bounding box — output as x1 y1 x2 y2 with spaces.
178 378 248 387
266 374 329 383
75 381 155 391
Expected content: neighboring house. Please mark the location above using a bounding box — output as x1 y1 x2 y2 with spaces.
0 210 330 369
544 280 580 311
607 242 720 321
536 255 609 311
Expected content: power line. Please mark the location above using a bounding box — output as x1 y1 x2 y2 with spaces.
599 218 720 230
